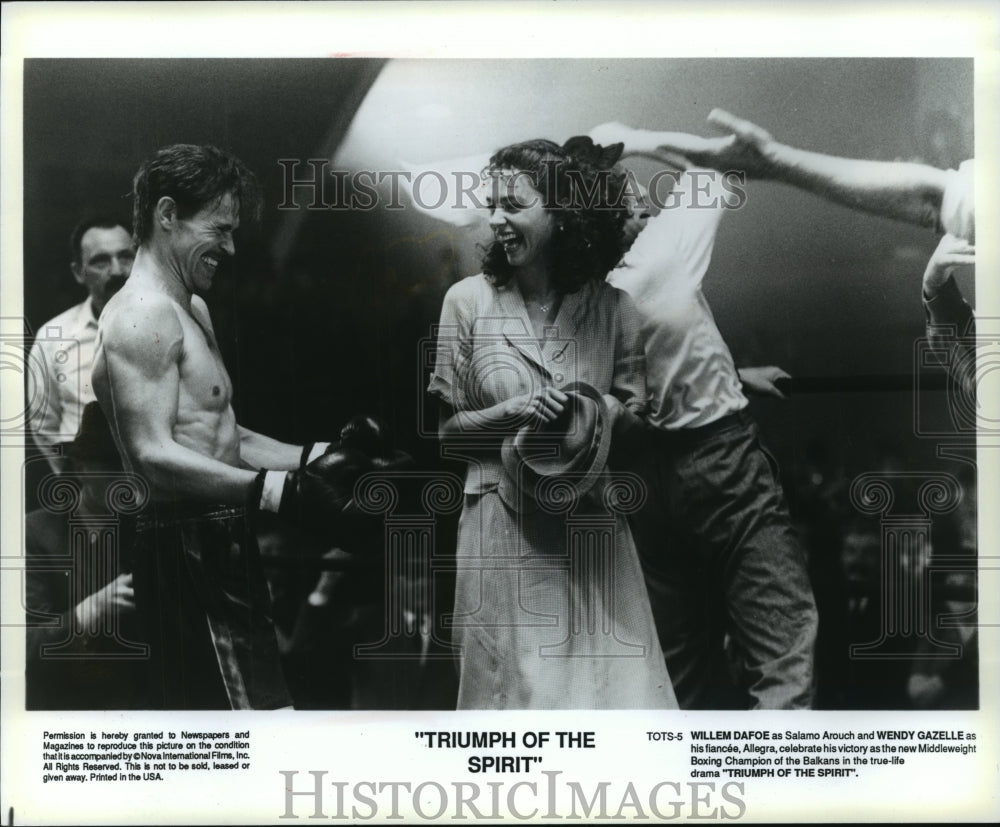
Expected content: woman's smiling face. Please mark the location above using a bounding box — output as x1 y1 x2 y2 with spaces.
486 170 557 270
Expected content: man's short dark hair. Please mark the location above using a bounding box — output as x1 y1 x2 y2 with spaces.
69 217 130 264
132 144 263 245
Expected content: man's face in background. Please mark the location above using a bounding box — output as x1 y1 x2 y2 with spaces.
72 225 135 316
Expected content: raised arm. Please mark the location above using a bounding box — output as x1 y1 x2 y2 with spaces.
593 112 954 231
590 120 722 167
97 299 258 504
923 233 975 304
922 234 976 402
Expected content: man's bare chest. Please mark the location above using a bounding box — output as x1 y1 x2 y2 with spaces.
176 313 233 410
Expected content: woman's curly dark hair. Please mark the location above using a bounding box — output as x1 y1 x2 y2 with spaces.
481 138 628 294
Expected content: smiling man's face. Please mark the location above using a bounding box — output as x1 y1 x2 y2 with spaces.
172 191 240 294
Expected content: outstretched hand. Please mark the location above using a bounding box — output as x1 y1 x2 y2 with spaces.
675 109 778 177
923 233 975 298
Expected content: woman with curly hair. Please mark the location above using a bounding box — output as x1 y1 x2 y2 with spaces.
428 138 676 709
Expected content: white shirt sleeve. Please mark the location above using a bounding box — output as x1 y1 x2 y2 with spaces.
27 337 63 453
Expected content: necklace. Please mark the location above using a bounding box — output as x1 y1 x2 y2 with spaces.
528 292 558 314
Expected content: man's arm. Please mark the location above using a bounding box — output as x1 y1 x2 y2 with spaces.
595 111 953 232
27 338 66 471
738 366 791 399
591 120 726 170
592 121 738 300
237 427 302 471
922 233 976 402
99 299 259 504
923 233 975 305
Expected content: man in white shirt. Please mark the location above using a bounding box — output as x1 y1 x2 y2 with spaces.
28 218 135 471
593 109 979 709
592 123 819 709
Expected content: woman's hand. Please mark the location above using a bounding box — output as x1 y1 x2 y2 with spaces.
438 386 568 444
505 386 568 425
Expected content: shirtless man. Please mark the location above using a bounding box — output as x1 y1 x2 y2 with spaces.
94 144 369 709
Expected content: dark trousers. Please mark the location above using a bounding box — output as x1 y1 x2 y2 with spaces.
629 411 818 709
134 504 292 710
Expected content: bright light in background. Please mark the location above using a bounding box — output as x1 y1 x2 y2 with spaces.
335 61 479 169
336 57 972 174
334 59 681 170
331 57 973 339
415 102 453 122
333 59 703 227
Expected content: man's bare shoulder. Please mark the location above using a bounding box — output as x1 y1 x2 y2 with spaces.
100 286 184 360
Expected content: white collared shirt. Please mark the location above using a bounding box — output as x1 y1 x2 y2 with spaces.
608 170 748 431
27 297 99 465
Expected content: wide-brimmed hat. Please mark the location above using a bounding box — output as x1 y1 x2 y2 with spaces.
500 381 612 508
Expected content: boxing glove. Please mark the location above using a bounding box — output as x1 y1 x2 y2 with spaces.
253 446 368 523
253 415 413 531
299 415 389 467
